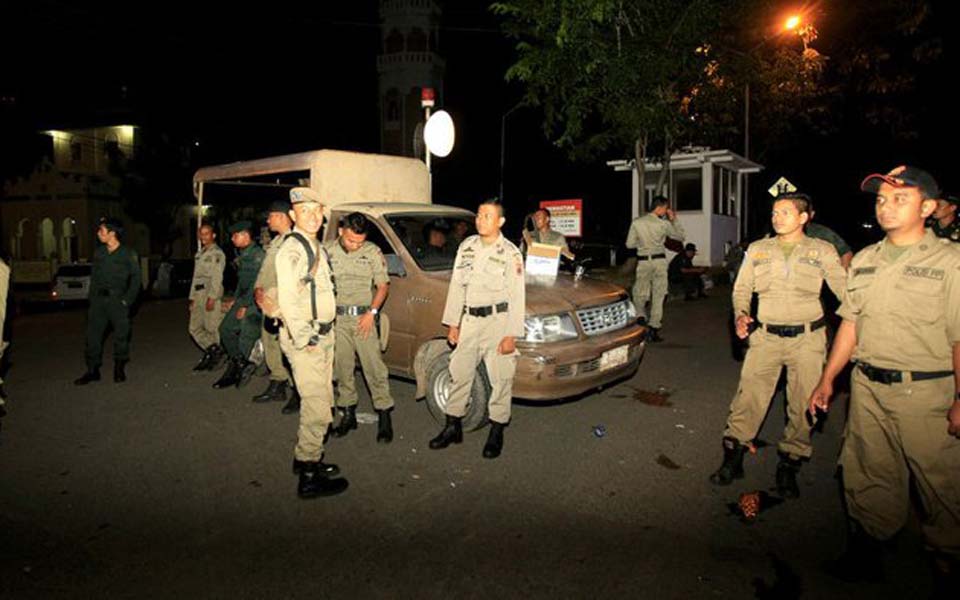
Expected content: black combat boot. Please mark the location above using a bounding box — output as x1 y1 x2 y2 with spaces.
252 379 287 403
235 360 257 388
292 456 340 477
206 344 225 370
281 387 301 414
193 346 214 371
482 421 506 459
823 520 885 582
429 415 463 449
331 405 358 438
297 461 349 499
114 360 127 383
74 368 101 385
376 408 394 444
212 358 241 389
647 327 664 343
775 453 802 499
709 437 747 485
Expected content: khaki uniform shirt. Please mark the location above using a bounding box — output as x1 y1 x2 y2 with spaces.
255 233 288 291
325 240 389 306
531 228 569 254
734 235 846 324
838 229 960 371
443 234 525 337
190 243 225 301
276 228 336 349
625 213 685 256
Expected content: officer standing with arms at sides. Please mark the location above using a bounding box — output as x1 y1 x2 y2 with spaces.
189 223 226 371
429 198 525 459
252 200 298 411
805 202 854 269
75 218 141 385
326 212 395 443
625 195 685 343
277 187 347 498
710 193 846 497
808 166 960 591
213 221 265 389
929 194 960 242
522 209 574 260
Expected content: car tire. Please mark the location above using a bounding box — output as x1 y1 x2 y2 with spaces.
425 350 490 432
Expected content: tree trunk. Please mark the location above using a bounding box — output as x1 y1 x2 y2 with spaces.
655 129 673 198
633 134 648 215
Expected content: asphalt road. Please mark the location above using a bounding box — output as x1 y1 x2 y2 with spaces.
0 291 933 599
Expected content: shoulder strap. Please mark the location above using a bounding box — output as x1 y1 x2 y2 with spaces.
284 232 319 321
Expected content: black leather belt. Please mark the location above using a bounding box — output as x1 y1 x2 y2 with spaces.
466 302 509 317
194 284 205 291
757 317 826 338
857 362 953 385
336 305 370 316
637 254 666 261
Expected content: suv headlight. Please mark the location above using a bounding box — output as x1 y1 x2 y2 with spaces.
523 314 578 343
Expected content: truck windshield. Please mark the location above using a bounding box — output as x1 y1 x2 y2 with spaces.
386 213 476 271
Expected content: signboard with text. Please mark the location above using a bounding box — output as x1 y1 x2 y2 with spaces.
539 199 583 237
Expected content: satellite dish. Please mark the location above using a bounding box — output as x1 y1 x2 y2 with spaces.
424 110 455 158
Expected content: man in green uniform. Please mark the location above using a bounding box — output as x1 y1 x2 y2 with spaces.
806 204 854 269
326 212 394 443
522 209 574 260
429 198 525 459
189 223 226 371
809 166 960 592
929 194 959 242
213 221 265 389
277 187 347 498
710 194 846 497
625 196 685 342
75 218 141 385
252 200 298 411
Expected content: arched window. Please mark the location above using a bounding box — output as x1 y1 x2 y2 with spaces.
407 28 427 52
385 29 404 53
39 217 57 259
385 88 401 126
61 217 78 262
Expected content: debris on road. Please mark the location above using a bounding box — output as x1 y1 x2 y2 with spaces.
631 386 673 407
728 491 785 523
655 454 681 470
356 412 377 425
592 424 606 438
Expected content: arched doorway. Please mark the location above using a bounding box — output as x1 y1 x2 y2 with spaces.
61 217 78 263
39 217 57 259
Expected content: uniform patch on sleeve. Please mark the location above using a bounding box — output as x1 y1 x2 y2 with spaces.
853 267 876 276
903 266 945 280
515 256 522 275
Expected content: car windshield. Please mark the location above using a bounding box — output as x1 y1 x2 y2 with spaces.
57 265 92 277
386 213 476 271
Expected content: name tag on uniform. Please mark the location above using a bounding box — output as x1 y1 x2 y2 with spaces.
903 266 945 281
853 267 876 276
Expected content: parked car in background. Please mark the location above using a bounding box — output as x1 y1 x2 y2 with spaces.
51 263 92 303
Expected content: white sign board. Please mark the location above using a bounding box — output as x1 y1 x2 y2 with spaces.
525 242 561 277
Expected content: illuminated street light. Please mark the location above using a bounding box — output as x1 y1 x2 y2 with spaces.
424 110 455 158
785 15 801 31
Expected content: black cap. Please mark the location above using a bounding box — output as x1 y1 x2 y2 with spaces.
860 166 940 198
267 200 292 214
684 243 697 252
228 220 253 234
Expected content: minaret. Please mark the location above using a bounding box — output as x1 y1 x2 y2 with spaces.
378 0 445 158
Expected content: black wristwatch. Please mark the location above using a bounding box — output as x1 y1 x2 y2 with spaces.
307 334 320 347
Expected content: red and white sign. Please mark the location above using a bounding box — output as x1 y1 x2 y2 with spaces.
539 199 583 237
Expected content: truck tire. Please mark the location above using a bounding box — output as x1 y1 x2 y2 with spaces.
425 350 490 432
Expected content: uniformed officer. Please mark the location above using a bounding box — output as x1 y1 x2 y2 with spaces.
522 209 574 260
710 193 846 498
806 205 854 269
252 200 298 411
213 221 265 389
809 166 960 590
929 194 959 242
75 218 141 385
326 212 395 443
189 223 226 371
277 186 348 498
625 195 685 342
429 198 525 459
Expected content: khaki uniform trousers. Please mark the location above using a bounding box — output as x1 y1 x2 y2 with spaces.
724 328 826 459
333 315 393 410
632 258 668 328
261 322 290 383
280 330 335 462
841 369 960 558
189 294 223 349
447 313 518 424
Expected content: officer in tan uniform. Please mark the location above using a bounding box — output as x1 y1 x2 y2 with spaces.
710 193 846 498
625 195 685 342
277 186 347 498
429 198 525 459
189 223 226 371
252 200 297 411
326 212 395 443
809 166 960 591
522 209 574 260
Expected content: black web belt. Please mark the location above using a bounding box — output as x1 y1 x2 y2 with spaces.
637 254 666 261
857 362 953 385
336 305 371 316
756 317 826 338
465 302 509 317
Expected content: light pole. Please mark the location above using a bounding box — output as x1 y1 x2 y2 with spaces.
499 103 522 202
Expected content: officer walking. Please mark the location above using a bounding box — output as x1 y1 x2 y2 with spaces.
277 187 347 498
252 201 298 412
429 198 525 459
625 195 685 342
710 193 846 497
189 223 226 371
75 218 141 385
809 166 960 591
213 221 265 389
929 194 959 242
326 212 395 443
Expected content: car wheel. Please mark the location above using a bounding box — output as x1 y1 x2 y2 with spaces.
425 350 490 431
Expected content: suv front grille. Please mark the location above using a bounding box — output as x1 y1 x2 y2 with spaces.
576 300 631 337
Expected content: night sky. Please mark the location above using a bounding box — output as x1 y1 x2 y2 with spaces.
2 0 958 248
